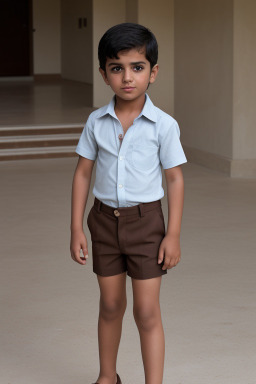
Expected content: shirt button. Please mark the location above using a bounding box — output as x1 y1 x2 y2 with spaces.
120 156 124 160
119 184 123 188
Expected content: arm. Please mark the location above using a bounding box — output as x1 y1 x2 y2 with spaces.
70 156 95 265
158 165 185 270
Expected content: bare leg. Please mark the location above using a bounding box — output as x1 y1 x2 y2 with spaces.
132 276 165 384
95 272 127 384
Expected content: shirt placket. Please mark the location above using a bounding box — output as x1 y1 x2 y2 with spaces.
113 118 136 207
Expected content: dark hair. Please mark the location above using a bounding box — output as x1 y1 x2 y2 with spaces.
98 23 158 71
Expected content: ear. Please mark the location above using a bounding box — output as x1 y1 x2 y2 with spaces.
149 64 159 84
99 68 110 85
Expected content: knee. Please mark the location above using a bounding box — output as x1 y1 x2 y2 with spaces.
100 297 127 321
133 305 160 332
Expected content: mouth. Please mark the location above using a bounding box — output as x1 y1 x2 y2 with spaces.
122 87 135 91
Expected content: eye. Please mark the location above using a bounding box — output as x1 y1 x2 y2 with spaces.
111 66 122 72
133 65 144 71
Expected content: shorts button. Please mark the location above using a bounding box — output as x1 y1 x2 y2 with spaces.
114 209 120 217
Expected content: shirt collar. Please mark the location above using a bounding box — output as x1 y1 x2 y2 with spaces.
97 93 157 123
140 94 157 122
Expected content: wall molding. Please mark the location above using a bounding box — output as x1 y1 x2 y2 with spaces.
231 159 256 178
183 145 256 178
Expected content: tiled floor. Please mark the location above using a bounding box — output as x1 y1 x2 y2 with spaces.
1 158 256 384
0 79 93 127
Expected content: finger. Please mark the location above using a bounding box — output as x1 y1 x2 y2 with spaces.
162 255 171 270
173 256 181 266
81 242 89 258
158 247 164 264
169 258 179 269
162 261 169 270
80 248 88 260
70 250 77 262
70 246 83 262
74 249 86 265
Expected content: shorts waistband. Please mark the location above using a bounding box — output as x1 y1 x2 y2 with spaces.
93 197 161 218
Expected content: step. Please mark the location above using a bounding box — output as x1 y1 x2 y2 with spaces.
0 133 81 149
0 124 84 161
0 124 83 137
0 146 79 161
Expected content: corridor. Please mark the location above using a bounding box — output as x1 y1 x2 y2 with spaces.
0 158 255 383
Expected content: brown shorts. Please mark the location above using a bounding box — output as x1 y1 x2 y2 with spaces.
86 197 167 280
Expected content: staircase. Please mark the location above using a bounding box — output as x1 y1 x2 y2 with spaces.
0 124 83 161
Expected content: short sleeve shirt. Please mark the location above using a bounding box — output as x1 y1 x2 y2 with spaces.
76 93 187 207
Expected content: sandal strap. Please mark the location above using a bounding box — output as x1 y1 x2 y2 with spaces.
92 373 121 384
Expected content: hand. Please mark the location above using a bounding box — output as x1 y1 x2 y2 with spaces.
70 229 89 265
158 234 181 270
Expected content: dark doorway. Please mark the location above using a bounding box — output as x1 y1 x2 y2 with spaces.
0 0 33 76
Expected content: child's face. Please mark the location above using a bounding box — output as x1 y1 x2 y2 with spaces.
99 48 158 103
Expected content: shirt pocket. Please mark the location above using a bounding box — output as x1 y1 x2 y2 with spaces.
131 144 159 172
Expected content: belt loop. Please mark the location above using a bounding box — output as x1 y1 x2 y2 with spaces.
138 203 144 217
96 198 102 213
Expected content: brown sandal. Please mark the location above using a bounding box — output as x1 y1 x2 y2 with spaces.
92 372 122 384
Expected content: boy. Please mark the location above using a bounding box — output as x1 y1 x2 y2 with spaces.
70 23 187 384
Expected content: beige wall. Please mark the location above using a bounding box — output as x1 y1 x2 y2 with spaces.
174 0 234 159
233 0 256 160
174 0 256 177
126 0 138 23
61 0 93 84
92 0 126 107
138 0 174 115
33 0 61 74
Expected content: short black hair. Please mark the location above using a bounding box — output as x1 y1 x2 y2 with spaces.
98 23 158 71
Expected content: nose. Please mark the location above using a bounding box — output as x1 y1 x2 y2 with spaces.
123 68 132 83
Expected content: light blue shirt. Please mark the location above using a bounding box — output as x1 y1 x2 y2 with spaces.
76 94 187 208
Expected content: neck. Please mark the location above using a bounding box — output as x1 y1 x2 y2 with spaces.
114 94 146 115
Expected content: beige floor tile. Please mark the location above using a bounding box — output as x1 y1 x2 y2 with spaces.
1 158 256 383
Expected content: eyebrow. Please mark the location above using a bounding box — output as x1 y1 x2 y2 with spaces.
108 61 147 66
